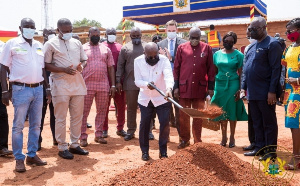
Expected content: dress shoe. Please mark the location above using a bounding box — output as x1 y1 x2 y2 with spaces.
243 143 255 151
37 142 42 151
58 150 74 159
26 155 47 166
102 130 108 138
94 137 107 144
259 153 277 161
53 139 58 146
87 123 92 128
0 148 13 156
15 160 26 172
159 152 168 159
244 150 260 156
149 132 154 140
178 140 190 149
142 152 150 161
229 139 235 148
69 146 89 155
116 130 127 137
80 139 88 147
124 134 135 141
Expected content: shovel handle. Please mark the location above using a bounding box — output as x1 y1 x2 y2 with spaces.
148 83 183 109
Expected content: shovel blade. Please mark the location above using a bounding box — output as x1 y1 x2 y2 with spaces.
180 108 221 119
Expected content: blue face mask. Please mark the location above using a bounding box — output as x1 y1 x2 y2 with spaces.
22 28 35 39
59 30 72 41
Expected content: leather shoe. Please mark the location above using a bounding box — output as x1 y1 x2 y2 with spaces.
15 160 26 172
26 155 47 166
116 130 127 137
244 150 260 156
159 152 168 159
142 152 150 161
58 150 74 159
178 140 190 149
87 123 92 128
149 132 154 140
259 153 277 161
69 146 89 155
124 134 135 141
80 139 88 147
243 143 255 151
94 137 107 144
102 130 108 138
0 148 13 156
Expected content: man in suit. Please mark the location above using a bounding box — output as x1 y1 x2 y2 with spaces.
116 27 147 141
157 20 186 134
242 17 282 161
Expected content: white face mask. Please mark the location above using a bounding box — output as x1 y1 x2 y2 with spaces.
167 32 177 40
107 35 116 43
248 37 256 44
48 34 55 40
59 30 72 41
22 28 35 39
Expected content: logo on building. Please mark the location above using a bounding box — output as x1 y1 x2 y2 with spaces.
175 0 188 9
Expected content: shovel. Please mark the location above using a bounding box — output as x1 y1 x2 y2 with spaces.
148 83 221 119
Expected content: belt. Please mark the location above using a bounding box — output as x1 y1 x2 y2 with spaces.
13 81 43 88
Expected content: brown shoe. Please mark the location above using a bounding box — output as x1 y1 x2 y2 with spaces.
94 137 107 144
80 139 88 147
15 160 26 172
0 148 13 156
26 155 47 166
177 140 190 149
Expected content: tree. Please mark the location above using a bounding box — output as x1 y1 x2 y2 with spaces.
116 19 135 30
73 18 102 27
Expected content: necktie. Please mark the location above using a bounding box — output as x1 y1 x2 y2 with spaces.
170 39 174 57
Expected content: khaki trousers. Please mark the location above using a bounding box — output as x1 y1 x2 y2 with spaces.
52 95 84 151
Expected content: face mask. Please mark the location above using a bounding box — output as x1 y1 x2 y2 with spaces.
248 37 256 44
107 35 116 43
167 32 177 40
223 43 233 50
59 30 72 41
287 31 300 42
190 39 199 46
90 35 100 45
22 28 35 39
146 55 159 66
132 38 141 45
48 34 55 40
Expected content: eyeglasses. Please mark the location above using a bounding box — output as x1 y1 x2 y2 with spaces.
285 29 299 35
247 27 263 32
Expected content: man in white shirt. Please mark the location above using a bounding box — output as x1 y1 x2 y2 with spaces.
134 42 174 161
0 18 51 172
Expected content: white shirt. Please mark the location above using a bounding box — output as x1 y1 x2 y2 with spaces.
0 36 44 84
167 37 176 53
134 54 174 107
0 40 4 54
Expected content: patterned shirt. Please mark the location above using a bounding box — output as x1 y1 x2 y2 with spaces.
82 43 114 92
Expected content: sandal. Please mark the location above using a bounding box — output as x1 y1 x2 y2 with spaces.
229 139 235 148
220 137 228 147
284 154 300 170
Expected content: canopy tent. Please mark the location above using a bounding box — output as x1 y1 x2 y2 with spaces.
0 30 18 42
123 0 267 26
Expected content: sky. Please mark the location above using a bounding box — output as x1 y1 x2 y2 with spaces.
0 0 299 31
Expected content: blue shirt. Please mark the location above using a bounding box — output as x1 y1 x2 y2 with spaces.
241 36 282 100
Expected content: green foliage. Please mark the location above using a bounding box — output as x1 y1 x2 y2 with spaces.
73 18 102 28
116 20 135 30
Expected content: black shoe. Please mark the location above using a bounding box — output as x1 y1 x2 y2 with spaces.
102 130 108 138
259 153 277 161
87 123 92 128
53 139 58 146
149 132 154 140
159 152 168 159
124 134 135 141
178 140 190 149
170 122 176 128
37 142 41 151
58 150 74 159
69 146 89 155
244 150 260 156
0 148 13 156
142 152 150 161
116 130 127 137
243 143 255 151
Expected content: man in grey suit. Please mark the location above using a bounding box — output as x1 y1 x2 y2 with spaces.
116 27 147 141
157 20 186 135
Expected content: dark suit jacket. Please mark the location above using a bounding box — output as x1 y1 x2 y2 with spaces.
157 37 186 63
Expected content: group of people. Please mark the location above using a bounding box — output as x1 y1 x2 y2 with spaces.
0 16 300 173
